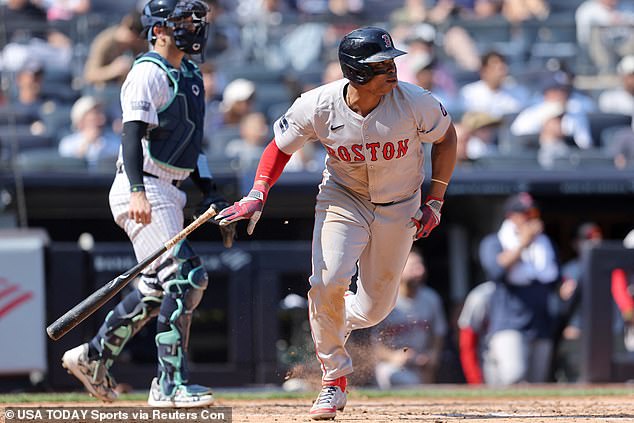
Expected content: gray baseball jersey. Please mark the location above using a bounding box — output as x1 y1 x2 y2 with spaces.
273 79 452 380
273 79 450 204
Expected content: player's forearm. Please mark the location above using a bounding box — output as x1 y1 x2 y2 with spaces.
497 248 524 269
429 124 457 199
121 120 148 192
251 139 292 199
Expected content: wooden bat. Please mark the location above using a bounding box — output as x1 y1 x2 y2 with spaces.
46 207 218 341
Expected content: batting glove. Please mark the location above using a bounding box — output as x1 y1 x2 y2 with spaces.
215 189 265 236
409 196 443 239
194 194 237 248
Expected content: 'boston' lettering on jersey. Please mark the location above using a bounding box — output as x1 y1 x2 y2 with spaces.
324 139 409 162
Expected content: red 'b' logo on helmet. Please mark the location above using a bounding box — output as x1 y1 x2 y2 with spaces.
382 34 392 48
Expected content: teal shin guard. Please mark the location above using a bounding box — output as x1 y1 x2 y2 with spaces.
155 240 208 396
89 285 162 367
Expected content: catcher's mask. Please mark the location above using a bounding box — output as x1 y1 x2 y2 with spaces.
338 26 406 85
141 0 209 59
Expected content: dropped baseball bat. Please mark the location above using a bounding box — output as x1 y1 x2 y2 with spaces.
46 207 218 341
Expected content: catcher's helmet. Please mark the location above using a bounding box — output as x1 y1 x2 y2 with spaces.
339 27 406 85
141 0 209 57
141 0 177 41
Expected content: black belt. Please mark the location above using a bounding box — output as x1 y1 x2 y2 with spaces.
116 166 182 188
143 171 183 188
372 201 395 206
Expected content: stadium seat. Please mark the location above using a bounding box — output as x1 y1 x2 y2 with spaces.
587 113 632 147
473 152 540 169
0 107 39 126
0 125 55 156
14 148 87 172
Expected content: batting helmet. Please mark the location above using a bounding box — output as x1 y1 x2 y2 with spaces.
338 27 406 85
141 0 209 56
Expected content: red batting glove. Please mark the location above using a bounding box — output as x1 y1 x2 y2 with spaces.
215 189 265 235
409 196 443 239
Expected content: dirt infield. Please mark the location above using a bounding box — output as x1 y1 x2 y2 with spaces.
3 394 634 423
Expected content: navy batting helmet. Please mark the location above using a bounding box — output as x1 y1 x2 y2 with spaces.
338 27 406 85
141 0 209 56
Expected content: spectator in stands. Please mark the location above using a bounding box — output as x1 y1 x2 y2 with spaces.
224 111 269 170
409 54 459 116
534 103 570 169
236 0 297 65
599 55 634 116
460 51 529 117
203 0 242 62
390 12 480 73
41 0 91 22
552 222 603 382
611 229 634 352
372 246 448 387
457 280 496 384
610 127 634 169
0 0 72 71
58 95 120 168
575 0 634 74
1 0 49 46
455 111 502 161
393 24 459 103
83 10 147 89
478 192 559 385
511 77 593 151
500 0 549 24
11 59 45 118
207 78 256 129
204 77 256 156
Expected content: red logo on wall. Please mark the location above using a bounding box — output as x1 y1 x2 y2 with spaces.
0 277 34 321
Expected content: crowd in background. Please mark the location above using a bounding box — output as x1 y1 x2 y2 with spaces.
1 0 634 388
0 0 633 173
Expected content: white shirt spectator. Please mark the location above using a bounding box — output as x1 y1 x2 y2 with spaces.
460 80 528 117
511 101 593 149
575 0 634 46
599 55 634 115
58 130 120 166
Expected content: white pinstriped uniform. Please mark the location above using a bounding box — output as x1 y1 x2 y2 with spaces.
272 78 452 379
109 60 193 276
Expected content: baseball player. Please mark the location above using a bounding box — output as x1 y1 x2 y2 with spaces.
62 0 234 407
216 26 457 419
457 280 496 384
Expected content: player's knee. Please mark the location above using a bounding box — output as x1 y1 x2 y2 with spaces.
157 240 209 291
363 306 392 327
309 269 351 291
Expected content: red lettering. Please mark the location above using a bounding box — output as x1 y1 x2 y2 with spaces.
383 142 395 160
396 139 409 158
325 146 337 158
337 146 351 162
351 144 365 161
365 142 380 161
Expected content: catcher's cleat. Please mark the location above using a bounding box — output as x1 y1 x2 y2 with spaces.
309 377 347 420
147 377 215 408
62 343 118 402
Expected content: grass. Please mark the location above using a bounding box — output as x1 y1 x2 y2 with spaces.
1 385 633 404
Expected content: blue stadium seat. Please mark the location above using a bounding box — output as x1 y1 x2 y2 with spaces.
14 148 87 172
587 113 632 147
